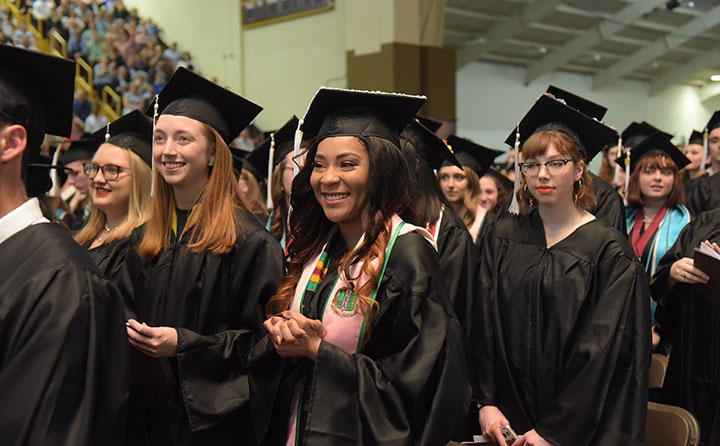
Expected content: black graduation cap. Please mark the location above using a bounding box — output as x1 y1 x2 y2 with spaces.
415 115 442 134
484 168 513 193
0 44 75 165
620 122 672 149
244 115 300 181
706 111 720 132
149 67 263 145
614 131 689 172
446 135 502 176
300 87 426 148
92 110 153 166
400 118 460 170
688 129 704 145
546 85 607 121
60 138 102 165
505 94 617 161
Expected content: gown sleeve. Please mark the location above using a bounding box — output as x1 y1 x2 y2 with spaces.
174 228 284 432
0 262 128 446
685 176 709 216
533 254 650 446
590 180 627 234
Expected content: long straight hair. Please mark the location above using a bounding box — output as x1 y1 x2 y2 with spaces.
137 123 245 259
75 147 152 246
267 136 418 339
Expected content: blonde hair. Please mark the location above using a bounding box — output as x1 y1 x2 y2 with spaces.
137 123 246 259
438 166 481 227
75 147 152 246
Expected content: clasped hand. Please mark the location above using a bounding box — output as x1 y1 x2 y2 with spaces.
126 319 178 358
263 309 325 361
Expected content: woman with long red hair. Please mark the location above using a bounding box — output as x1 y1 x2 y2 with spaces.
249 87 469 446
123 68 284 446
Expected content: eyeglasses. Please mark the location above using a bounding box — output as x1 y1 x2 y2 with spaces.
83 162 125 181
520 159 574 176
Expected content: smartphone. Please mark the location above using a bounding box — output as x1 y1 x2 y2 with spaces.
501 425 518 445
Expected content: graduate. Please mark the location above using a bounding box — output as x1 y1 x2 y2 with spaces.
685 111 720 215
74 110 153 279
244 115 306 250
123 67 285 445
58 137 101 231
0 43 128 445
651 210 720 445
250 87 470 446
438 135 500 245
473 93 650 446
479 168 512 215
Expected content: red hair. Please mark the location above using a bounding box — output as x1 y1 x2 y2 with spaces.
626 153 684 208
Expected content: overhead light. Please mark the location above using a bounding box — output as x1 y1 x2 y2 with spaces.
538 46 547 54
711 74 720 82
687 1 695 7
593 53 602 61
652 61 660 68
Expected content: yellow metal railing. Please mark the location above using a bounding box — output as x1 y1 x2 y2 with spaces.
49 29 67 57
75 57 94 92
27 11 44 41
101 85 121 121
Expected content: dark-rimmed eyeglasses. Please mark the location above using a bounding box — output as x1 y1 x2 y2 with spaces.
83 163 125 181
520 159 574 176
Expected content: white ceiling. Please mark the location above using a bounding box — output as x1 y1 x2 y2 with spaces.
444 0 720 95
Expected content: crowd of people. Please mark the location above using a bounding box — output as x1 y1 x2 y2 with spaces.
3 9 720 446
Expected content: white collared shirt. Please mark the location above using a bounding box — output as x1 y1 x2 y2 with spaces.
0 198 50 245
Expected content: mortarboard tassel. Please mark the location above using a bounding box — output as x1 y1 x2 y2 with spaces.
292 118 304 179
508 123 521 215
266 132 275 210
701 127 709 173
151 94 159 197
105 122 111 142
623 147 631 203
612 135 622 186
48 143 62 198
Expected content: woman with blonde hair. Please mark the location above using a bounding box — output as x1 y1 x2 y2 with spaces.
75 111 152 276
438 135 500 245
473 94 650 446
123 68 284 446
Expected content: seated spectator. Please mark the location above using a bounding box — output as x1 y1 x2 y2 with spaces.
47 8 68 40
115 64 131 93
151 70 166 95
11 21 34 46
163 42 182 65
92 56 114 94
67 28 88 59
86 30 104 63
81 19 98 44
121 81 143 115
84 101 108 134
73 88 93 121
16 34 37 50
31 0 54 36
176 51 195 71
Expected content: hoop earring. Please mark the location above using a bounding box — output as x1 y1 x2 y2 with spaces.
523 182 535 207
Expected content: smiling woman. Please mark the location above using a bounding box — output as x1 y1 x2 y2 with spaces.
250 87 470 446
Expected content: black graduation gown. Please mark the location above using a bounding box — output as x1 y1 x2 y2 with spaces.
436 208 479 343
685 173 720 216
87 237 141 305
249 232 471 446
651 209 720 444
124 209 284 446
0 223 128 446
472 210 650 446
589 172 626 234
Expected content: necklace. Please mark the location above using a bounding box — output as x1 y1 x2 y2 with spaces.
104 223 118 232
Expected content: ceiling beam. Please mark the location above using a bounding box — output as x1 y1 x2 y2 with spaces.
524 0 666 84
456 0 563 69
592 5 720 89
650 48 720 95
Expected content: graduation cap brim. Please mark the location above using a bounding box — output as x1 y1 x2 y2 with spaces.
300 87 426 147
244 115 299 181
484 168 514 192
149 67 263 144
546 85 607 121
505 95 617 161
92 110 153 166
415 115 442 134
61 138 102 165
0 44 75 161
400 118 460 170
706 111 720 132
446 134 503 176
615 131 690 171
